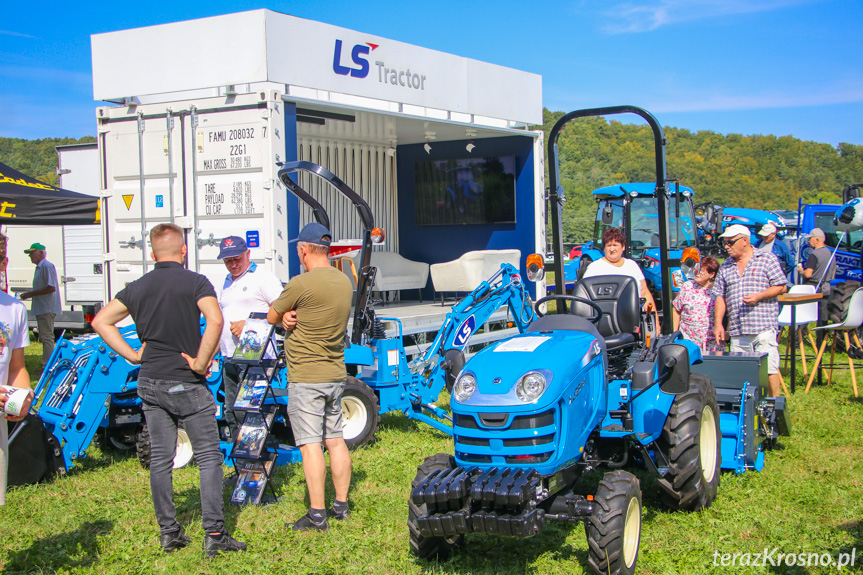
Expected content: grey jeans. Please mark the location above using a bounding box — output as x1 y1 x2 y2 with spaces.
137 377 224 535
36 313 55 368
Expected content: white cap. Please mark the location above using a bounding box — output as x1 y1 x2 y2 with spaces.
758 223 777 236
719 224 750 239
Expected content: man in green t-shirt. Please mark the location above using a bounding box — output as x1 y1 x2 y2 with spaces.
268 222 353 531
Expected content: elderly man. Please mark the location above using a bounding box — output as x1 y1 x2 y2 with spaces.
756 223 794 278
713 224 788 397
216 235 283 441
798 227 837 321
19 243 61 370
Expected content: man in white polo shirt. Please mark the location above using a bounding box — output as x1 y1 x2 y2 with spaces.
216 236 283 441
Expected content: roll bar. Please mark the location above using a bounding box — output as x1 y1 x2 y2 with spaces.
547 105 674 335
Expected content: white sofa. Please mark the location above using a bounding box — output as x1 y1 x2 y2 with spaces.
349 251 429 301
430 249 521 297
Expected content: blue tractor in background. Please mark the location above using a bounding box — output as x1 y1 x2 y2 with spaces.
719 207 784 245
566 182 701 309
408 106 789 575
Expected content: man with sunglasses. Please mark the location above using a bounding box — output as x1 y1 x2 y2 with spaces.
216 236 284 442
713 224 788 397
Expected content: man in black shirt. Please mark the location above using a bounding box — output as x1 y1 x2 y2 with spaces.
92 223 246 557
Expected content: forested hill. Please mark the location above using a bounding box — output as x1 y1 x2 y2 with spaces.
0 136 96 187
539 109 863 241
3 111 863 242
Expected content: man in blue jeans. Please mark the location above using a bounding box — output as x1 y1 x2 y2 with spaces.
93 223 246 557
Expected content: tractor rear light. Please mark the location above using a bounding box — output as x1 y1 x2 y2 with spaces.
526 254 544 282
371 227 385 244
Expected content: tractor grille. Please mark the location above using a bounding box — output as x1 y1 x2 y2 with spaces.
454 409 558 466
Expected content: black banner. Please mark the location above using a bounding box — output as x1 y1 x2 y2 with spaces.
0 161 100 226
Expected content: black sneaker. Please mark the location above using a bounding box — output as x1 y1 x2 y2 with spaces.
328 504 350 521
203 532 247 557
287 512 329 532
160 530 191 553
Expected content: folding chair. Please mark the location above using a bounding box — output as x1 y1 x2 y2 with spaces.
805 287 863 397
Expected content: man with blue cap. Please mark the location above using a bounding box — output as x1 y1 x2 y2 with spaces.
216 235 283 442
267 222 353 532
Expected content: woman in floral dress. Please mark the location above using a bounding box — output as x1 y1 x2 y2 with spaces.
672 256 723 352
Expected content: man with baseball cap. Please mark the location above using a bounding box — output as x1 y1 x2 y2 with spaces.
20 243 61 370
713 224 788 397
756 223 794 278
267 222 353 531
216 235 284 441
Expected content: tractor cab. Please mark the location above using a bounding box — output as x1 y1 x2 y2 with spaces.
567 182 701 306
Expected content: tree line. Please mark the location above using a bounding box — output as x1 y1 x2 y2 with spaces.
0 136 96 188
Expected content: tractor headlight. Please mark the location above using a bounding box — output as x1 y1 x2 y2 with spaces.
453 373 477 403
515 371 547 403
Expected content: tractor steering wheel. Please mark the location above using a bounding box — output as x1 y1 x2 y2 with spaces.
534 295 603 324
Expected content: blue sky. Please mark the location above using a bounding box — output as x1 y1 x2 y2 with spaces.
2 0 861 146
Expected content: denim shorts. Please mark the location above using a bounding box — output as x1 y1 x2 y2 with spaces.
731 330 780 375
287 381 345 446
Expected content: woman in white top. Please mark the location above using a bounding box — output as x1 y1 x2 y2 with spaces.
583 226 658 315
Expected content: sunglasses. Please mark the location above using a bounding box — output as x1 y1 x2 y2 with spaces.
723 236 744 248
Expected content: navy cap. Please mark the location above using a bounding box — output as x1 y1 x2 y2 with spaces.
291 222 332 247
218 236 247 259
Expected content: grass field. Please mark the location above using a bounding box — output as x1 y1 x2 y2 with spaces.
3 336 863 575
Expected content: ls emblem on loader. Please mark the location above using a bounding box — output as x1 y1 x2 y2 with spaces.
333 39 378 78
453 316 476 348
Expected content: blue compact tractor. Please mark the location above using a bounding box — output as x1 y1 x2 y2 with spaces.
408 106 789 575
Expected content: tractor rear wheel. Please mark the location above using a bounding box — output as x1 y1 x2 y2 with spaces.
408 453 464 560
827 281 862 353
135 425 195 470
585 470 642 575
656 373 721 511
341 377 380 449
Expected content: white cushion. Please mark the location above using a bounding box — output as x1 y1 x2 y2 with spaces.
430 249 521 293
349 251 429 292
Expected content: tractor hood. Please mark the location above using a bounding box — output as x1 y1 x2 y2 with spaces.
453 331 601 410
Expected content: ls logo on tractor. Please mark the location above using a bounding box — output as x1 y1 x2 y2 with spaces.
333 39 378 78
454 316 476 349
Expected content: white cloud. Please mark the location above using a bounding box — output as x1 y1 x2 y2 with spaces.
0 30 37 39
600 0 820 33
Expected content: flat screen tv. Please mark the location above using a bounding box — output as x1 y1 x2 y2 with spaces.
414 156 517 226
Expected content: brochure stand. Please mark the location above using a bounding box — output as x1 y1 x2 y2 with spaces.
228 314 283 505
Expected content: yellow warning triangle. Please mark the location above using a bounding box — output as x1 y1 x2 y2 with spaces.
122 194 134 210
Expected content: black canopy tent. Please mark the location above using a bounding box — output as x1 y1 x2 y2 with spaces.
0 161 100 226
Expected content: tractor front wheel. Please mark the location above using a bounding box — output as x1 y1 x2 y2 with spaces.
408 453 465 560
656 373 721 511
585 470 642 575
135 425 195 470
341 377 380 449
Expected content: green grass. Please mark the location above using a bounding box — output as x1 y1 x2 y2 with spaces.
3 339 863 574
